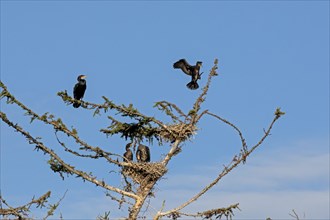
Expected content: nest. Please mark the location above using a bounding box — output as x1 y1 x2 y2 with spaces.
159 123 197 143
122 162 167 185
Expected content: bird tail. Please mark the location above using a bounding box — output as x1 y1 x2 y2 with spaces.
186 81 199 90
73 101 81 108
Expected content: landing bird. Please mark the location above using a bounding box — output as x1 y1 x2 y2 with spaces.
173 59 203 90
73 75 87 108
123 143 133 162
136 144 150 162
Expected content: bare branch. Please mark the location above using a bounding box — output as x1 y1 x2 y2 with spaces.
43 190 67 220
289 209 301 220
0 82 119 165
154 101 187 122
155 110 283 218
1 56 285 220
161 60 220 167
189 59 219 124
0 112 139 200
105 191 134 208
54 131 125 163
54 131 104 159
161 139 182 166
205 111 248 155
57 90 179 145
0 191 51 218
165 203 240 220
57 91 166 129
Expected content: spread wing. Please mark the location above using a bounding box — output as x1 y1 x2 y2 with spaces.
173 59 192 75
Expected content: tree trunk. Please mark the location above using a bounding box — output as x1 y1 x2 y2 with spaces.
128 180 157 219
128 198 144 220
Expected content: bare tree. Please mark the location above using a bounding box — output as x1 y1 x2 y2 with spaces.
0 59 284 219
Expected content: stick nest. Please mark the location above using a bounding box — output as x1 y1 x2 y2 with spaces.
122 162 167 185
159 123 197 143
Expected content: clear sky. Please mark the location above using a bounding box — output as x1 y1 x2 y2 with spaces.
0 1 329 219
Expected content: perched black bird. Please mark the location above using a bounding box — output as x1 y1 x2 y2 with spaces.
173 59 203 90
136 144 150 162
123 143 133 162
73 75 87 108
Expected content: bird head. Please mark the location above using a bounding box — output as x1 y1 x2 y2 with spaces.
196 61 203 67
125 143 132 150
77 75 87 81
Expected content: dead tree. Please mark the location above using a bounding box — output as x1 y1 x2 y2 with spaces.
0 59 284 219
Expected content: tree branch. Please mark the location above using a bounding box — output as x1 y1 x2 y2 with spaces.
165 203 240 220
162 60 219 168
1 55 285 220
57 91 166 129
154 101 187 123
0 191 51 218
161 139 182 166
57 90 179 145
205 111 248 155
155 109 284 218
189 59 219 125
289 209 301 220
0 112 139 200
0 81 119 165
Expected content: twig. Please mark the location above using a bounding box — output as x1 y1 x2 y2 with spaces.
57 91 167 131
0 112 139 200
160 60 220 167
154 101 187 122
289 209 300 220
167 203 240 220
0 81 120 165
43 190 68 220
205 111 248 155
189 59 218 125
57 90 178 145
105 191 134 208
155 109 283 219
0 191 51 218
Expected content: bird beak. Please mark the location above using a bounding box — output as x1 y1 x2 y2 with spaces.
81 75 87 79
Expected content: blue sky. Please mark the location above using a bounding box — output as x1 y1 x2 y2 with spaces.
0 1 329 219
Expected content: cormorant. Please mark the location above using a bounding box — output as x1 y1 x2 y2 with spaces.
73 75 87 108
123 143 133 162
136 144 150 162
173 59 203 90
